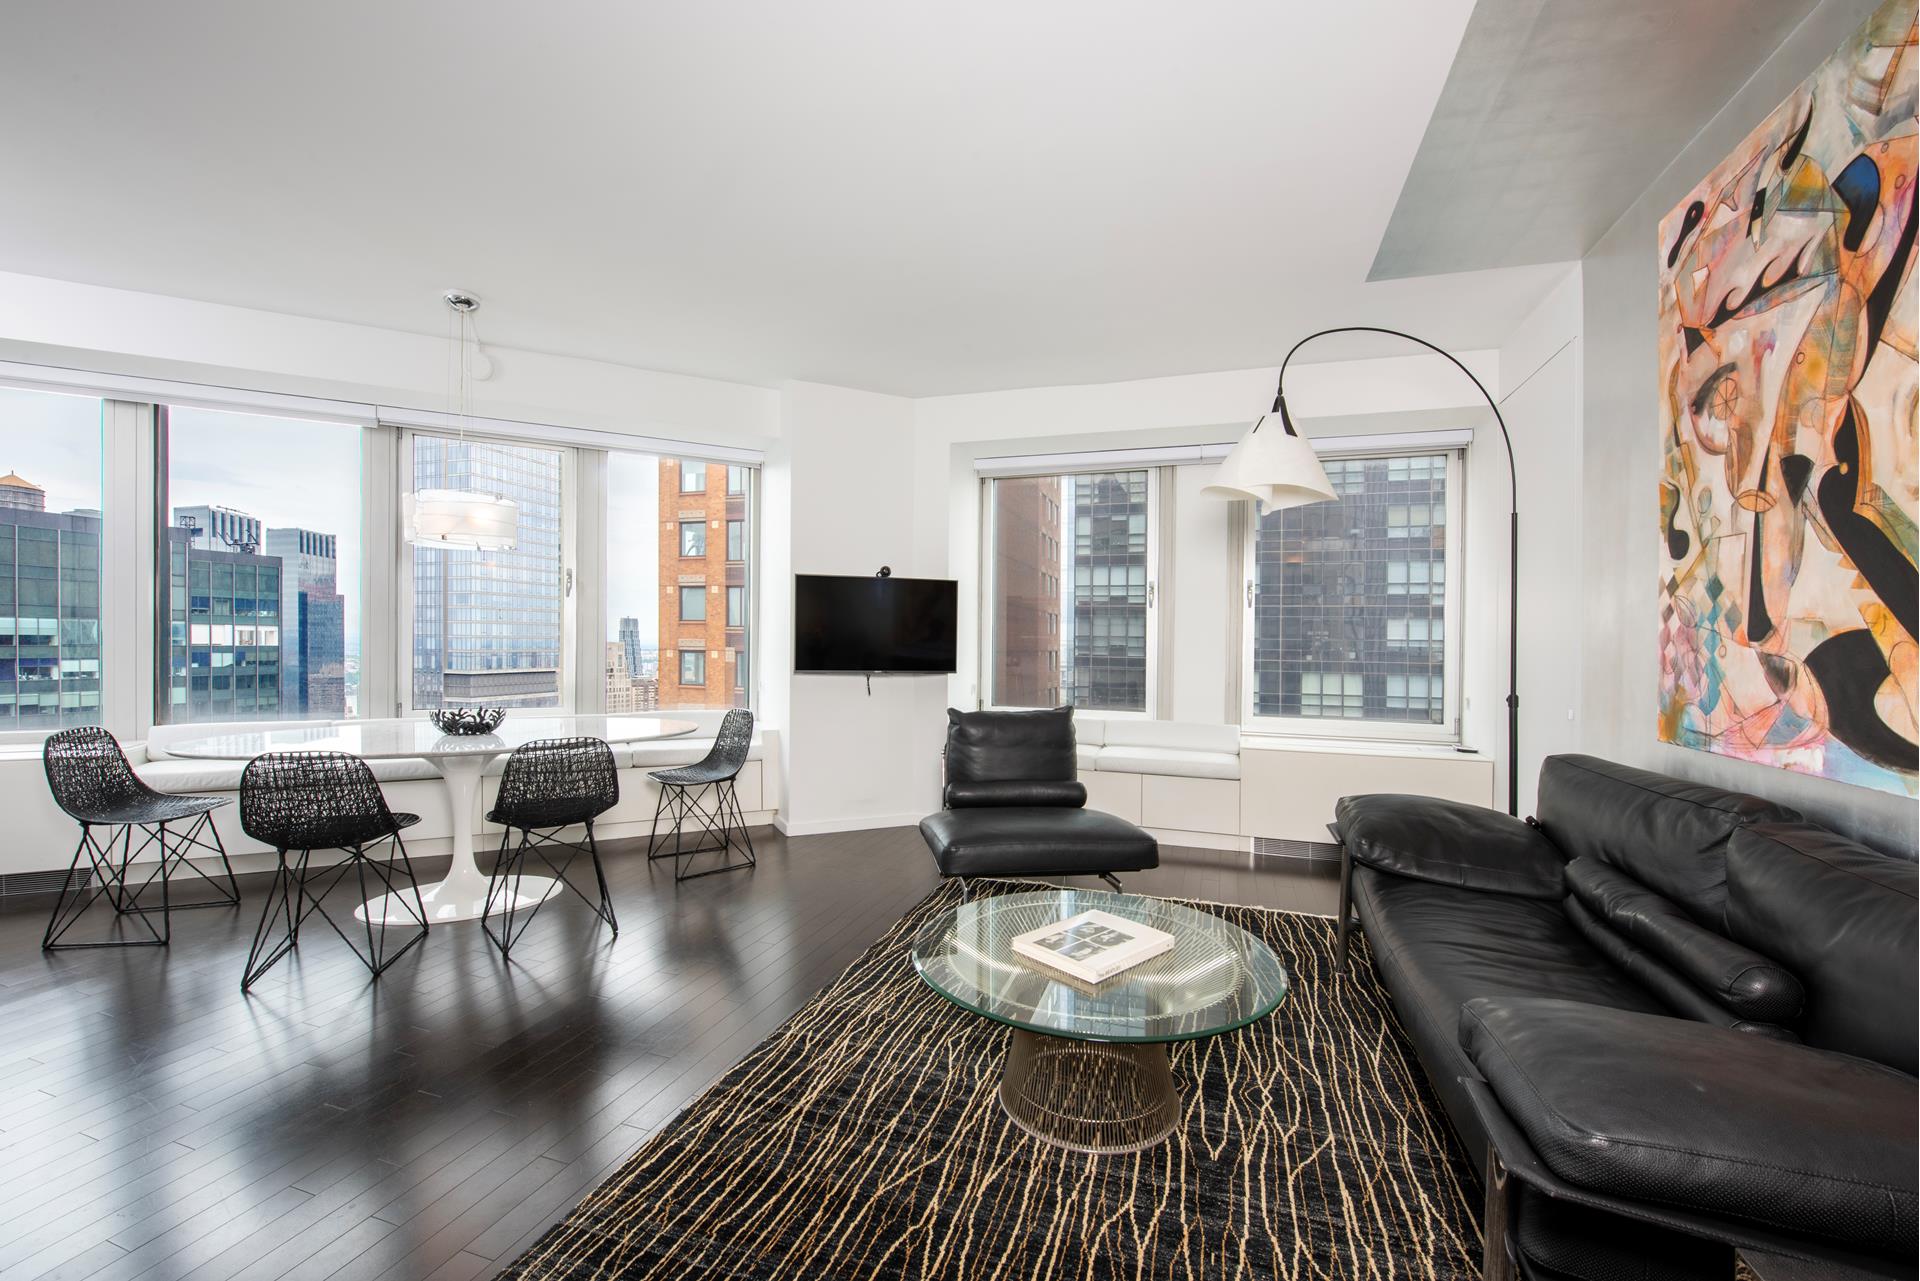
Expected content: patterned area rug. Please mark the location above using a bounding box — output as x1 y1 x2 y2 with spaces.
499 880 1480 1279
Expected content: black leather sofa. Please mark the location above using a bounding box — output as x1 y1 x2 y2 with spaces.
1333 754 1917 1281
919 707 1159 885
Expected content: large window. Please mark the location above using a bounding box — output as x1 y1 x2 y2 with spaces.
604 452 753 713
408 435 565 710
0 387 104 732
159 406 362 722
1248 451 1460 737
987 469 1154 712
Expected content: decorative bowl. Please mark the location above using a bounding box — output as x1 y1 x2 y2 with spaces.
429 706 507 736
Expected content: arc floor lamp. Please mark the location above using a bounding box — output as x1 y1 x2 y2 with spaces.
1204 327 1521 817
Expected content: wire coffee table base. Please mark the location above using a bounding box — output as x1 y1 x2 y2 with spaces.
997 1029 1182 1154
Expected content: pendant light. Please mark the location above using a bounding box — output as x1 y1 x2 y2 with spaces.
405 291 518 551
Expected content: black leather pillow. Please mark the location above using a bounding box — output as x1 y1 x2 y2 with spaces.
1535 755 1798 925
1333 794 1565 900
1460 997 1917 1253
1727 823 1918 1074
1564 857 1803 1024
945 779 1086 809
943 707 1076 805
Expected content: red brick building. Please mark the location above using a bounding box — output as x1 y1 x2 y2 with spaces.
656 458 751 709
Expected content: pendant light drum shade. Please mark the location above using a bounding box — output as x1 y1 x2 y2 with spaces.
406 488 518 550
1200 411 1337 509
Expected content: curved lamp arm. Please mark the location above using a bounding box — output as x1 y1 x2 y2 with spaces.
1274 326 1520 816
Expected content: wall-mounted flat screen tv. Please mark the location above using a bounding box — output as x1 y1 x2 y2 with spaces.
794 574 958 674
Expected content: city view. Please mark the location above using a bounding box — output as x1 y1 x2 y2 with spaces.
0 388 751 729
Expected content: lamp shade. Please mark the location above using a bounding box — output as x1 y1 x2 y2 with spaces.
406 489 518 550
1201 410 1337 509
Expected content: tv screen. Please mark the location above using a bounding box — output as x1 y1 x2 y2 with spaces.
794 574 958 674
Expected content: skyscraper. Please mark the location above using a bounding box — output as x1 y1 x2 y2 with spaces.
605 641 638 714
173 504 263 552
618 616 643 689
655 459 749 709
411 439 564 707
992 475 1063 706
264 527 346 716
163 520 283 720
1068 471 1150 711
0 474 101 729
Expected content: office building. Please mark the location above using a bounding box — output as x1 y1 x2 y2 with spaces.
655 458 749 709
264 527 347 716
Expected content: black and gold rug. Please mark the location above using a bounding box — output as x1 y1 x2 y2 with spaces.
499 880 1480 1279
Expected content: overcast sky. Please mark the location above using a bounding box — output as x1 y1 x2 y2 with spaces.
1 387 671 655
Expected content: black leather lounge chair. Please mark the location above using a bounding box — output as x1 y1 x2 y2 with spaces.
918 706 1158 888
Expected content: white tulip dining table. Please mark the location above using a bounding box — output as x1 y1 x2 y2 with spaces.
165 716 700 924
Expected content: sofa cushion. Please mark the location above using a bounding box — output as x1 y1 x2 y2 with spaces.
1727 823 1918 1074
138 755 443 792
1351 868 1668 1160
943 707 1076 796
1099 719 1238 753
1535 755 1799 926
1460 996 1918 1253
1093 745 1240 780
918 806 1158 878
1565 856 1803 1024
1335 794 1565 899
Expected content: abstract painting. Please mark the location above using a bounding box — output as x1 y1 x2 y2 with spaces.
1657 0 1918 796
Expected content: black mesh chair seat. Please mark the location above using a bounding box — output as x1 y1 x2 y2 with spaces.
41 726 240 950
482 738 620 959
70 792 228 826
238 751 429 992
647 710 757 881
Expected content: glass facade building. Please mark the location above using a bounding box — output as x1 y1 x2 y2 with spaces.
163 525 283 720
1253 453 1451 725
1068 470 1150 711
411 438 565 708
0 499 102 730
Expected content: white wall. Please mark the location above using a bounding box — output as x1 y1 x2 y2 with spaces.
1496 269 1585 815
772 382 950 834
1578 0 1916 854
0 270 779 447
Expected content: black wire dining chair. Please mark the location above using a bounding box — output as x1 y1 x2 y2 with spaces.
646 709 756 882
238 751 429 992
41 726 239 951
482 737 621 958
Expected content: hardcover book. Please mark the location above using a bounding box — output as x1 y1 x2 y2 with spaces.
1010 909 1175 984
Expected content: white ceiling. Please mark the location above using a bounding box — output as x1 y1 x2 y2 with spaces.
0 1 1572 397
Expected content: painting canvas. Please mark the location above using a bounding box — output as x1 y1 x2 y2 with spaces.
1657 0 1918 796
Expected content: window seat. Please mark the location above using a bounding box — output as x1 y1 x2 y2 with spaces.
1074 718 1241 781
1068 714 1493 848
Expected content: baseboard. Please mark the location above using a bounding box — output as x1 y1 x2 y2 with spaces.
774 812 924 837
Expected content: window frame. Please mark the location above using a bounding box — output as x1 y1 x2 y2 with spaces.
679 647 706 686
1240 444 1465 744
679 583 707 622
979 467 1161 718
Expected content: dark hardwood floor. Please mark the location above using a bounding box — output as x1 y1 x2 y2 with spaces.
0 827 1336 1281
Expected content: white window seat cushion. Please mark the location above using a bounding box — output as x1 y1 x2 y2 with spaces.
136 755 445 793
1099 720 1240 754
1093 744 1241 781
1075 744 1101 771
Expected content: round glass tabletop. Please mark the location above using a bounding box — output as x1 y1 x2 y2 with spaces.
911 889 1289 1044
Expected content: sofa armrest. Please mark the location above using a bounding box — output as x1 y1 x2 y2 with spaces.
1459 997 1916 1257
1332 794 1564 899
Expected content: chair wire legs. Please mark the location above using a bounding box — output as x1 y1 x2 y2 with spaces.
645 779 756 882
43 823 171 950
118 812 240 912
482 820 618 959
241 837 429 992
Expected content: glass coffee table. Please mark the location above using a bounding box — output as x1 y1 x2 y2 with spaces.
911 888 1289 1154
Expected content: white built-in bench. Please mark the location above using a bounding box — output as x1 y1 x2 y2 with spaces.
1073 714 1492 849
